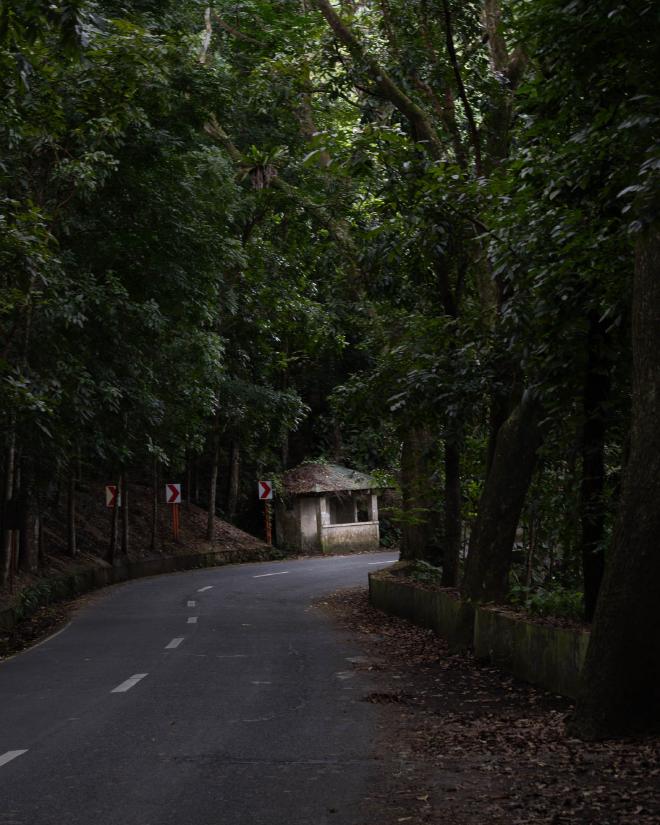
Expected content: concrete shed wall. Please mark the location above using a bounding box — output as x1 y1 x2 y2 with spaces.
275 500 302 551
320 522 379 554
299 497 320 552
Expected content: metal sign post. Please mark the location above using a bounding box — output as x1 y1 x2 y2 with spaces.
264 503 273 545
258 481 273 545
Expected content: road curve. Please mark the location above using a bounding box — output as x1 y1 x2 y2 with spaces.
0 551 397 825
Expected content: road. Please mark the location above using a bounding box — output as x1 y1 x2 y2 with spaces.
0 551 397 825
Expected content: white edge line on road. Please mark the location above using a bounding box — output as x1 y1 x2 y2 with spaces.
111 674 148 694
0 750 28 768
165 637 184 649
367 561 396 565
187 617 198 624
253 571 290 579
187 600 196 607
197 586 213 592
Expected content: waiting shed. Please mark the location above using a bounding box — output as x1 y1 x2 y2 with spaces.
275 463 381 554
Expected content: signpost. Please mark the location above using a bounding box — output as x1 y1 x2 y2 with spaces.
258 481 273 545
166 483 182 540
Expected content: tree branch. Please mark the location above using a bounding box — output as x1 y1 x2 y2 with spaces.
311 0 444 160
483 0 527 86
483 0 509 74
441 0 483 176
212 11 263 46
199 6 212 64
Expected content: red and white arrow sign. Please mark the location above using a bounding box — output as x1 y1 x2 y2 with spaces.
105 485 120 508
166 483 181 504
258 480 273 501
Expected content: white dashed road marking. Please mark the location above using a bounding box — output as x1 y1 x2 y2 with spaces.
165 638 184 650
187 600 196 607
111 674 148 694
0 750 28 768
197 586 213 593
187 617 198 624
253 572 289 579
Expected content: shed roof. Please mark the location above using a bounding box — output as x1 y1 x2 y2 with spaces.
282 463 379 495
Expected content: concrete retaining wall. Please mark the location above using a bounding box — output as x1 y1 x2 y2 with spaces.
369 570 589 698
368 571 474 651
0 546 280 634
474 607 589 698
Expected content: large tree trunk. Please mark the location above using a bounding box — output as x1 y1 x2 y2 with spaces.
399 427 442 564
441 439 462 586
462 395 543 602
227 440 240 521
572 224 660 739
579 313 611 621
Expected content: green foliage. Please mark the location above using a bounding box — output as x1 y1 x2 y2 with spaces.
14 580 57 620
509 582 584 622
406 559 444 586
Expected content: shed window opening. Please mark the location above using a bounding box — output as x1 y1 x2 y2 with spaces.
329 495 357 525
356 498 370 522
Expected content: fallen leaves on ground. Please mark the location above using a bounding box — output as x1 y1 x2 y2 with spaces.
319 587 660 825
0 601 73 660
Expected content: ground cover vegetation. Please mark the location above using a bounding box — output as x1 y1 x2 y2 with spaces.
0 0 658 738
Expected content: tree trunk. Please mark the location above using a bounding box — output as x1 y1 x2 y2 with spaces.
462 395 543 602
18 464 36 573
441 439 461 586
108 480 120 564
206 431 220 541
227 440 240 521
579 313 611 621
121 470 129 556
399 427 442 564
67 473 77 558
1 434 16 586
572 224 660 739
150 457 159 553
37 509 46 569
185 457 192 505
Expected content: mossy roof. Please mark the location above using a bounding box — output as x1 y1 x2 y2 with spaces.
282 463 379 495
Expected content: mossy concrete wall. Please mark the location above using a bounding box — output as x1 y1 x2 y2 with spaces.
369 569 590 699
0 546 280 633
368 569 474 651
474 607 589 699
321 522 380 554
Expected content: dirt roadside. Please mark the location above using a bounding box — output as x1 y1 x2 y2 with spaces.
317 587 660 825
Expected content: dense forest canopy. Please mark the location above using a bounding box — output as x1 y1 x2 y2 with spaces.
1 0 658 738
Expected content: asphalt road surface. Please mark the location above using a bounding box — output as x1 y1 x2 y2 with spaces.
0 551 397 825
